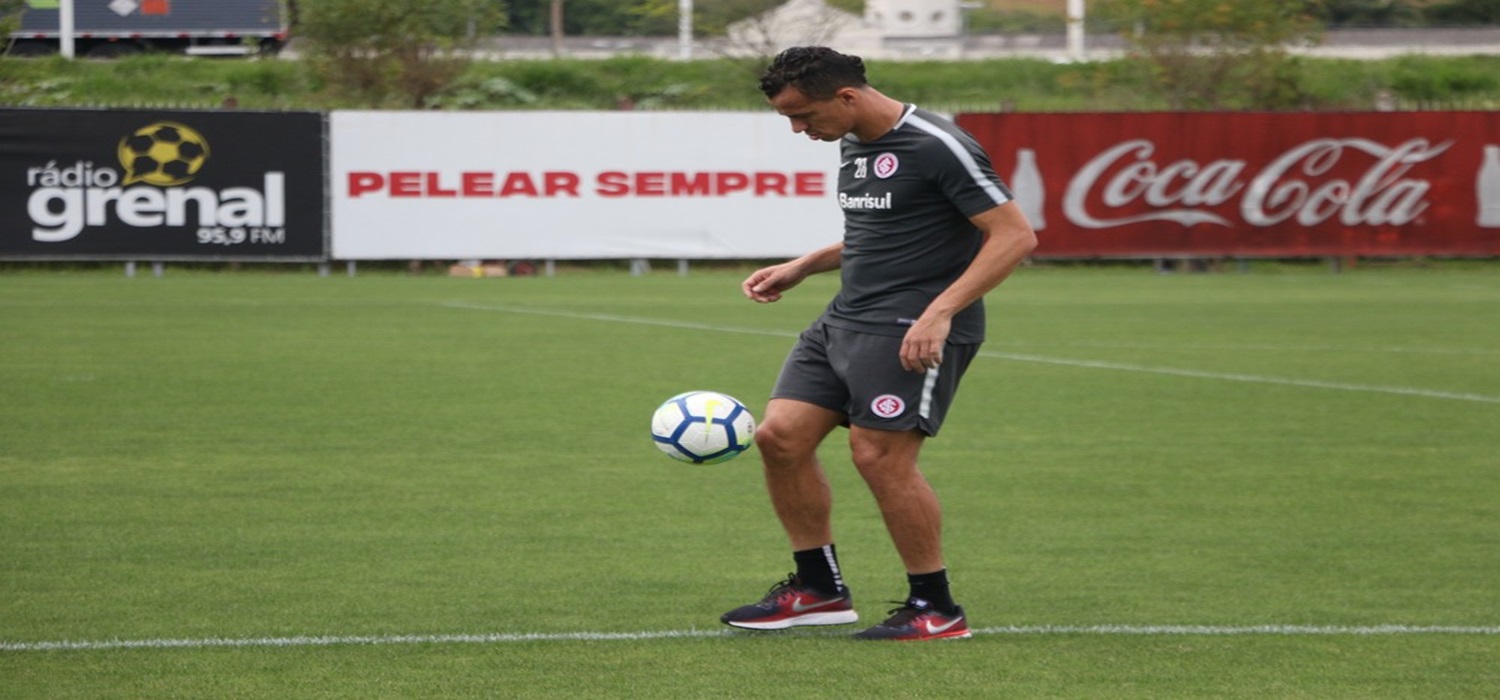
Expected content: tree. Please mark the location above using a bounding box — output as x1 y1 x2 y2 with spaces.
1424 0 1500 24
1307 0 1423 27
631 0 864 39
499 0 867 37
509 0 671 35
296 0 507 107
720 0 866 60
1096 0 1324 109
1 0 26 57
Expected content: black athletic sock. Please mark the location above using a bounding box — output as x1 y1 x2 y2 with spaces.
907 569 959 615
793 545 846 596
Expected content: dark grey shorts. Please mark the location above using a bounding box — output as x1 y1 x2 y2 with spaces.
771 321 979 437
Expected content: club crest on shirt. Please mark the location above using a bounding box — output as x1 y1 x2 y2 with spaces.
871 394 906 418
874 153 899 179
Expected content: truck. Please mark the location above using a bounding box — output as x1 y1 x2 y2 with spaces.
7 0 290 57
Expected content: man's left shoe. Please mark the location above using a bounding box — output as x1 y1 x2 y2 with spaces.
853 598 971 641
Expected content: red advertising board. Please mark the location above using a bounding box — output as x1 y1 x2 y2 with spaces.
957 112 1500 258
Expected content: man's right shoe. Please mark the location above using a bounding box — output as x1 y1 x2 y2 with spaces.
852 598 971 641
720 574 859 630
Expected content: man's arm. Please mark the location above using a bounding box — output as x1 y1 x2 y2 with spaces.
742 241 845 304
900 202 1037 372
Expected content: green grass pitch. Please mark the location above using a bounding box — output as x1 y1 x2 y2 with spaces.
2 263 1497 698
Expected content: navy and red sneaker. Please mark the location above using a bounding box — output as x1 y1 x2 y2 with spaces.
720 574 859 630
853 598 971 641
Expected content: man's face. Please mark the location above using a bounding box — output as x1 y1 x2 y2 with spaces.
768 85 855 142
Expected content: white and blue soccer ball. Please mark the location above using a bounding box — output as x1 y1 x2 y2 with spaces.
650 391 756 464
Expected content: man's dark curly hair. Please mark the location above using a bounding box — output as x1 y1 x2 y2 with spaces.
759 46 869 101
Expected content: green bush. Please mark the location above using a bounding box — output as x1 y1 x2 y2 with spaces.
1389 54 1500 105
1423 0 1500 24
295 0 506 108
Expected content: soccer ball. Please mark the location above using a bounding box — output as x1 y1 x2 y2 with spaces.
117 121 210 186
650 391 756 464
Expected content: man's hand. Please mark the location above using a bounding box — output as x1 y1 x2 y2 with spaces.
900 314 952 373
742 261 804 303
742 242 844 304
897 203 1037 372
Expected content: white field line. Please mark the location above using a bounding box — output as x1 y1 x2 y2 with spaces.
442 303 1500 405
4 625 1499 652
983 351 1500 404
442 302 802 340
988 340 1500 356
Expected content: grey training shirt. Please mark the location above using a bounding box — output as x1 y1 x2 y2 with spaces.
820 105 1012 344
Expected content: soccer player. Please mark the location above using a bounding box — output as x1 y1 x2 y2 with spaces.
721 46 1037 641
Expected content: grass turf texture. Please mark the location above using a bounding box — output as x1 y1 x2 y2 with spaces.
1 264 1497 698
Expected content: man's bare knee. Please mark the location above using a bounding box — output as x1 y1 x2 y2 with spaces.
757 400 841 463
754 419 802 462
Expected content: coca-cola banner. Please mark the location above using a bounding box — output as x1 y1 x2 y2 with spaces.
958 112 1500 258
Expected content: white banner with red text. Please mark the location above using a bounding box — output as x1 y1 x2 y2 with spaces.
330 111 843 260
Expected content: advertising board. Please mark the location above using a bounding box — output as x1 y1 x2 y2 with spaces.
0 108 325 260
330 111 842 260
960 111 1500 257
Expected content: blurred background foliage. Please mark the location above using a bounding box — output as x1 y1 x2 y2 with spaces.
2 0 1497 110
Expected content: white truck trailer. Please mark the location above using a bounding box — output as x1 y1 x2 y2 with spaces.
7 0 290 57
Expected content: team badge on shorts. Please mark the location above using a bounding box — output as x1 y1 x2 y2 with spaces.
871 394 906 418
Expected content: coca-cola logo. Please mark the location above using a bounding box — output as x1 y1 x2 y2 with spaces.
1062 137 1453 229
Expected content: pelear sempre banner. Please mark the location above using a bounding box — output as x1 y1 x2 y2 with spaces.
0 108 325 260
329 111 842 260
960 111 1500 258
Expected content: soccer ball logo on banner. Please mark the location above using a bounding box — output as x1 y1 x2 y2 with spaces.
118 121 211 186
